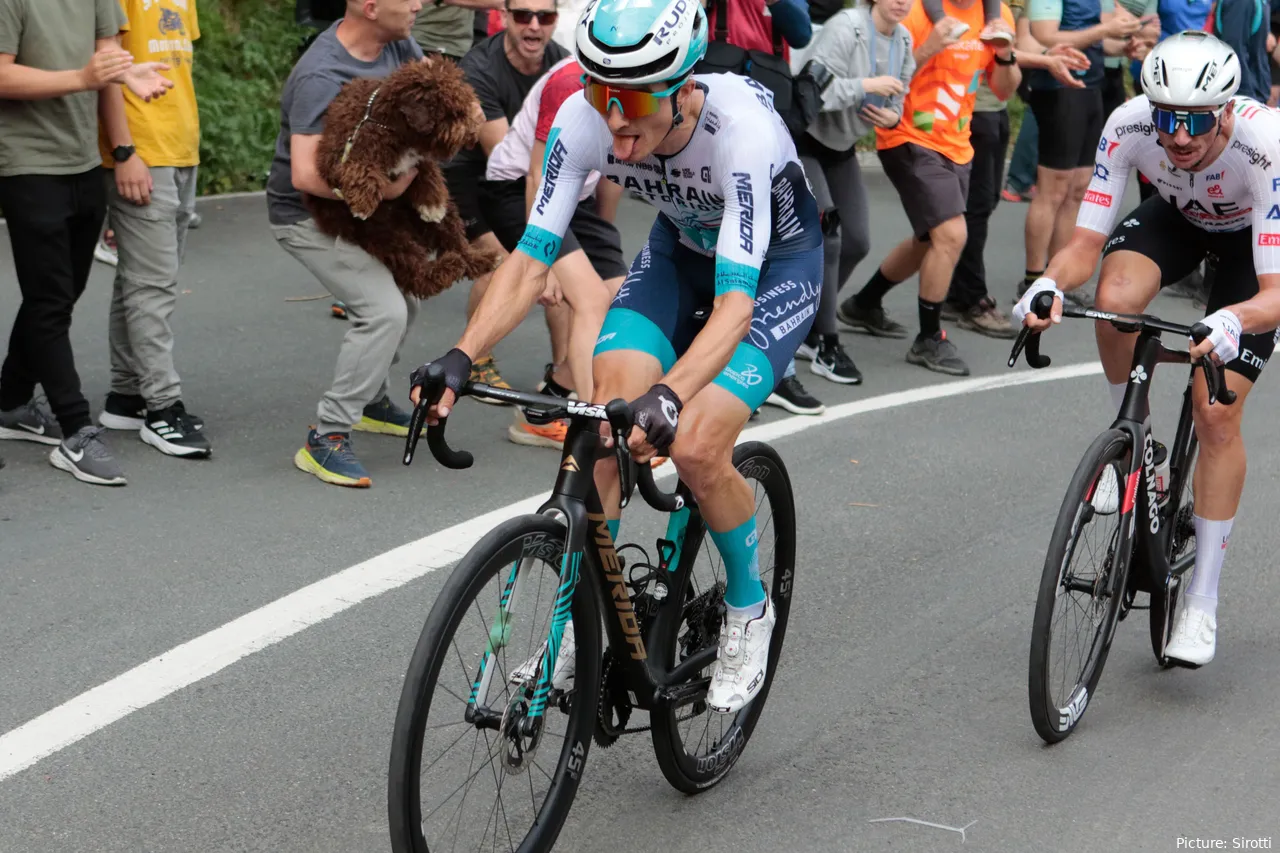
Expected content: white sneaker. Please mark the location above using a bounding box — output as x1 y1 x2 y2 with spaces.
1091 463 1120 515
510 620 576 691
1165 602 1216 665
706 597 776 715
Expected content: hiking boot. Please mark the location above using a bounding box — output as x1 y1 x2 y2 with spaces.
956 296 1017 339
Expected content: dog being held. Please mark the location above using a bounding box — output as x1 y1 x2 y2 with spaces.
307 58 498 300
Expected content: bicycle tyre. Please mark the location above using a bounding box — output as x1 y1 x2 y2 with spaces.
649 441 797 793
1028 429 1133 744
1151 429 1199 667
388 515 602 853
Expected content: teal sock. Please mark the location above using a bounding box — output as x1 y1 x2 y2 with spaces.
607 519 620 541
708 516 765 611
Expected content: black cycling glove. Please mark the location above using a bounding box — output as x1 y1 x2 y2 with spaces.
631 384 683 451
410 347 472 403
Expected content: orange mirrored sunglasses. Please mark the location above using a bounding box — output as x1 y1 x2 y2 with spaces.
582 76 686 118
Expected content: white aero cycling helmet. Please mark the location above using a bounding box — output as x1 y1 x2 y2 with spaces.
574 0 709 85
1140 30 1241 109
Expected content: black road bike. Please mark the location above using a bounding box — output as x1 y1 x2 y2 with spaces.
1009 293 1235 744
388 364 797 852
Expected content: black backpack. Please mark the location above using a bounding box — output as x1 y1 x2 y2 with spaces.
693 0 823 140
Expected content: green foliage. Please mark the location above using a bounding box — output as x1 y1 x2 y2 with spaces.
194 0 307 194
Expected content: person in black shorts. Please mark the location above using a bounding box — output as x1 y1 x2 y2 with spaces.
1018 3 1142 304
443 0 567 394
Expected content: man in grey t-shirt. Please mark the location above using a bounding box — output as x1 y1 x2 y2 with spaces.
0 0 171 487
266 0 433 489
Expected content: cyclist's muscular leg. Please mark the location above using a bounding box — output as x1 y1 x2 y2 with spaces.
1093 250 1162 386
1191 370 1252 520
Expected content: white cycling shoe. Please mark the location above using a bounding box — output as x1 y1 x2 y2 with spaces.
1091 463 1120 515
510 620 576 691
706 596 776 715
1165 601 1217 665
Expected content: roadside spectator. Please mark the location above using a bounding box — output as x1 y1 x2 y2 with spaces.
484 55 626 448
442 0 569 400
946 2 1091 338
95 0 211 459
1002 108 1038 201
265 0 427 488
794 0 915 387
412 0 504 62
1101 0 1157 118
1016 0 1142 307
1208 0 1271 102
0 0 172 486
839 0 1019 377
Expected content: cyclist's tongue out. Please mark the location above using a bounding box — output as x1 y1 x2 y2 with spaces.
612 133 641 161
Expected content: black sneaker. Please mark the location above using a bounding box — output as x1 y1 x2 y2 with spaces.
906 330 971 376
99 392 147 431
141 403 212 458
795 331 820 362
837 298 909 339
810 335 863 385
764 376 825 415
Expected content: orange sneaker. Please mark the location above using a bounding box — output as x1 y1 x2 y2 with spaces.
507 409 567 449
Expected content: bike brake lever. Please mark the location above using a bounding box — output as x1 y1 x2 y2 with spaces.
1189 323 1237 406
403 363 475 469
605 399 636 507
1007 292 1055 369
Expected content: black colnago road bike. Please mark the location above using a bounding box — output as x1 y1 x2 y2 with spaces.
387 362 797 852
1008 292 1236 745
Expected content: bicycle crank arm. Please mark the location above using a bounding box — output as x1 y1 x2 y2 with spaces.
662 646 718 687
654 676 713 708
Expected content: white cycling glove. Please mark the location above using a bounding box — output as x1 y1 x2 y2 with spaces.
1012 278 1064 326
1197 308 1242 364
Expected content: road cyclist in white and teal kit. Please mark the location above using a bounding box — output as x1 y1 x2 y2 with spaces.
411 0 825 713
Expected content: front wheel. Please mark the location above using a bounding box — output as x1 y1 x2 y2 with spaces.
649 441 797 793
388 515 602 853
1028 430 1134 744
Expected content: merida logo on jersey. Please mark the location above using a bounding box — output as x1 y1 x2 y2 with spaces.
1230 139 1273 170
536 139 568 216
732 172 754 253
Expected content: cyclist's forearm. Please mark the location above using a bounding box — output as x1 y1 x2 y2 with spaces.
662 294 752 401
457 252 547 360
1044 229 1106 291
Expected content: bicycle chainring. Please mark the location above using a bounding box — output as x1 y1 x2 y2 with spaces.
593 649 633 748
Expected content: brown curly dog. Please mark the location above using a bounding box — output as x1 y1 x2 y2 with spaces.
306 58 499 300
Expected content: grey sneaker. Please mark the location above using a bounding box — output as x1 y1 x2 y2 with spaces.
49 426 127 486
837 298 909 338
906 331 971 376
0 397 62 446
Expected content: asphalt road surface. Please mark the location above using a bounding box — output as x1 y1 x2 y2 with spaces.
2 169 1278 853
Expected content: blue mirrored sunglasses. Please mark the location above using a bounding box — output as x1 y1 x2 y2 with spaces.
1150 106 1220 137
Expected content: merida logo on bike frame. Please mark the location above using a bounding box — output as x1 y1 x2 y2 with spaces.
731 172 753 253
536 139 568 216
589 512 646 660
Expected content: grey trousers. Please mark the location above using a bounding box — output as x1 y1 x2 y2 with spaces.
107 165 198 409
800 154 871 337
272 218 419 434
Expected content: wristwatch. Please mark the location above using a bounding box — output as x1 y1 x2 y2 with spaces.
994 50 1017 66
112 144 136 163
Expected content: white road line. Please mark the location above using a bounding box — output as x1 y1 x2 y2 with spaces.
0 361 1102 782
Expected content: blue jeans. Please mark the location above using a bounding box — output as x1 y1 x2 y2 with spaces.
1006 108 1038 194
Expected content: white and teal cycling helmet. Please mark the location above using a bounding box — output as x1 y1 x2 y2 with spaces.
574 0 709 85
1140 30 1240 109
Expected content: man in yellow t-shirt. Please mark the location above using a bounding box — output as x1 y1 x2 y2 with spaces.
837 0 1019 377
96 0 210 458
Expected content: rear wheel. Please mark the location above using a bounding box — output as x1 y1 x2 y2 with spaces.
1028 430 1134 744
649 441 796 793
388 515 601 853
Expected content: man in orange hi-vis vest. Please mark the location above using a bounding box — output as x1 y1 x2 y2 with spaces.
837 0 1019 378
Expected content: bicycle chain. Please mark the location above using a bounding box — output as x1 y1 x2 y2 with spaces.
594 649 643 747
